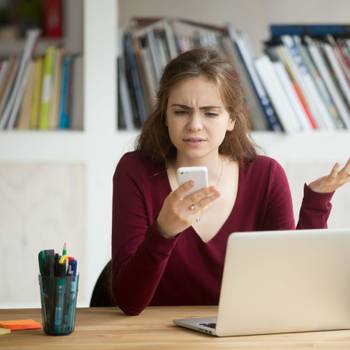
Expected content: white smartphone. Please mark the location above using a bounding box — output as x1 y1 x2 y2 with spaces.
177 166 209 195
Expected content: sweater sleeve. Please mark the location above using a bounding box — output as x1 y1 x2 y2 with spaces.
296 184 334 229
261 159 295 230
111 155 177 315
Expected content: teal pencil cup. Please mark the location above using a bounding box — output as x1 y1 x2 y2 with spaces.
38 274 79 335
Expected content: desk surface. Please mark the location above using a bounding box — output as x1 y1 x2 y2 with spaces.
1 306 350 349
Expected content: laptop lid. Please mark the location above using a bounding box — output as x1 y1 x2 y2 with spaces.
216 228 350 336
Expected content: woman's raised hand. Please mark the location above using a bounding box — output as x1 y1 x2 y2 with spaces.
308 158 350 194
156 181 220 239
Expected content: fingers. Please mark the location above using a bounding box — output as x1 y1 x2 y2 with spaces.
185 188 220 213
331 158 350 179
173 180 194 200
197 191 221 211
184 186 219 206
330 162 340 178
339 157 350 177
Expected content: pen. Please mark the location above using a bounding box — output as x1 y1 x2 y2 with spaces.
59 255 69 264
38 251 46 275
53 262 66 333
62 242 67 256
66 259 78 332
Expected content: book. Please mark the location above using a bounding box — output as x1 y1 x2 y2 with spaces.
323 42 350 107
255 55 301 133
118 56 134 130
0 57 19 122
221 36 268 131
271 45 318 129
170 18 224 56
227 23 282 131
38 46 55 130
123 32 147 127
270 24 350 38
272 61 311 131
71 55 84 130
281 35 336 130
0 29 40 129
30 57 44 129
0 60 10 101
132 37 154 114
305 36 350 129
16 60 36 129
43 0 63 38
49 47 62 129
58 55 73 129
294 37 342 128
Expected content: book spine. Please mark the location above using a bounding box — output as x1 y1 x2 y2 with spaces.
221 36 268 131
0 29 40 129
294 36 343 128
281 35 336 130
255 55 300 133
17 61 36 129
227 24 282 131
38 46 55 130
272 61 311 131
43 0 63 38
306 37 350 128
323 42 350 107
59 56 72 129
30 58 43 129
271 24 350 37
274 45 319 129
49 48 62 129
124 33 147 126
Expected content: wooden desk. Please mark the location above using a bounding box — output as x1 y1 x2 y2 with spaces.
1 306 350 349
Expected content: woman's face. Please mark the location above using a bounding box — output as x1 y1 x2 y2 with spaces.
165 76 235 162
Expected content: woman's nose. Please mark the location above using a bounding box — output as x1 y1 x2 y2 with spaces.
187 113 203 131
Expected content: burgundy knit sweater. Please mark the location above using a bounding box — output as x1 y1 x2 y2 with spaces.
111 151 333 315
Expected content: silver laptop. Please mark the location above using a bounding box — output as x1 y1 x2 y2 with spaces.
174 229 350 336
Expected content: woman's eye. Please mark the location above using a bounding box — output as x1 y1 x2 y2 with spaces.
205 112 219 117
174 110 188 116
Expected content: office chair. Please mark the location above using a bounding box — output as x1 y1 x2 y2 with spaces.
90 260 116 307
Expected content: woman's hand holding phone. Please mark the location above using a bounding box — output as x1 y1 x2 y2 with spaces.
156 180 220 240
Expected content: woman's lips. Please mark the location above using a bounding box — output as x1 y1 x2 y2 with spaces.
183 138 206 147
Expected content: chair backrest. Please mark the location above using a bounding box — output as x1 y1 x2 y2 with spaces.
90 260 116 307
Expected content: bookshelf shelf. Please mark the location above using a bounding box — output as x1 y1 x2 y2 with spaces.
251 131 350 162
1 129 347 164
0 131 86 162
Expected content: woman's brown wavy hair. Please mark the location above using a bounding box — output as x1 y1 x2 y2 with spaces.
136 47 257 164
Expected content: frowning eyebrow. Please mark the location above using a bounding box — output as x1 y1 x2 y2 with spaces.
170 104 222 110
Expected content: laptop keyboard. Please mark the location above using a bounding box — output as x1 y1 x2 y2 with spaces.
200 322 216 329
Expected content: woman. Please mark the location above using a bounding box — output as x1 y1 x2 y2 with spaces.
112 48 350 315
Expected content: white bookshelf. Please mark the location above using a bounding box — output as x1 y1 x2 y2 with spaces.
0 0 350 309
252 130 350 163
1 130 349 163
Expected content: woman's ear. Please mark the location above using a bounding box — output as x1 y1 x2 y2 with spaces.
227 118 235 131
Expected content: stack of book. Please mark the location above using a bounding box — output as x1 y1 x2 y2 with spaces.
0 29 83 131
256 24 350 132
118 19 350 133
118 17 282 132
